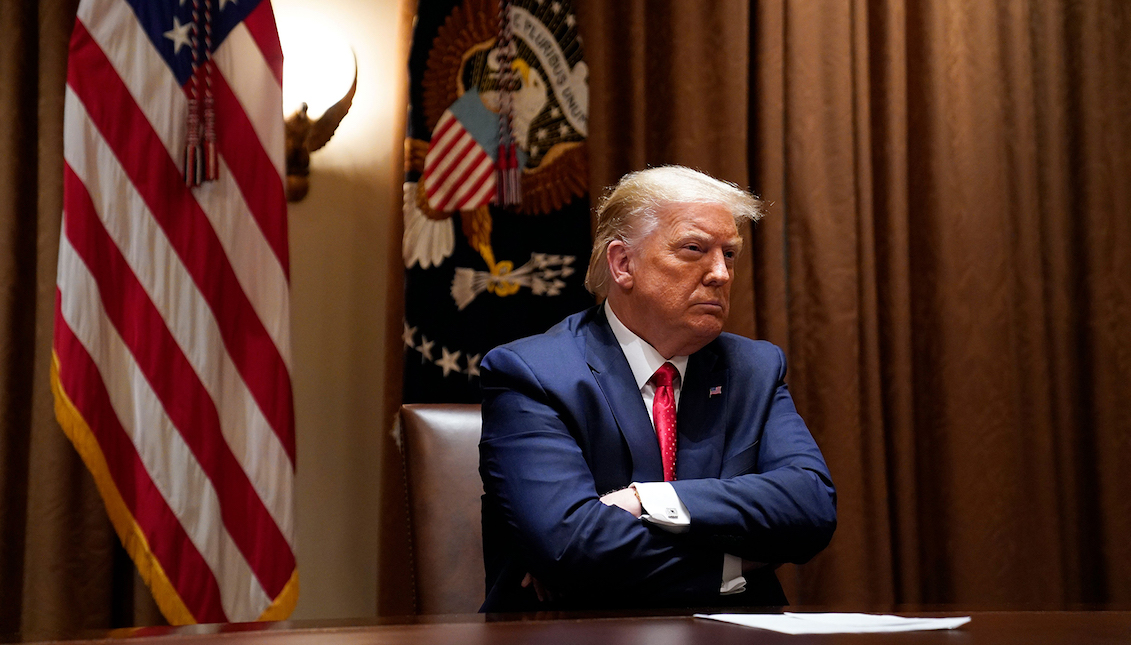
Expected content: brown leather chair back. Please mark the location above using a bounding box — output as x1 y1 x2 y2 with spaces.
395 403 484 614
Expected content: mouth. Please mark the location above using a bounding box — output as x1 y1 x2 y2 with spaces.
693 301 725 311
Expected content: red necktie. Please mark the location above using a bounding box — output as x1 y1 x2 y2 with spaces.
651 362 678 482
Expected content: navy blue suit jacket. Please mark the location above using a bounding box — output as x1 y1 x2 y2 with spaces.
479 305 836 612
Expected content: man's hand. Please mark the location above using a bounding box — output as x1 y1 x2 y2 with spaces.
600 486 643 518
521 572 556 602
742 560 782 573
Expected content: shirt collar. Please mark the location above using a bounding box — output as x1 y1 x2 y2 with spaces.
604 301 689 391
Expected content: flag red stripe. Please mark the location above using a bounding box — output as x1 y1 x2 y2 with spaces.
428 113 458 151
447 154 493 211
436 157 489 211
64 164 296 598
423 115 461 176
53 298 228 623
432 152 490 211
439 146 489 204
67 21 296 464
242 0 284 84
428 135 479 201
450 159 495 208
463 177 496 211
208 70 289 277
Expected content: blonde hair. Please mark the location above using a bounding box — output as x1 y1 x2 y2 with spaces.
584 166 764 299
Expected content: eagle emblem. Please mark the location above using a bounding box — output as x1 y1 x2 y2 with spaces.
402 0 588 310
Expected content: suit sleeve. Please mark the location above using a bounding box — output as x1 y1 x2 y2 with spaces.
670 345 837 564
479 345 725 604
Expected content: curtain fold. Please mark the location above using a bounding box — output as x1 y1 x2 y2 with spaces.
753 0 1131 606
0 0 41 629
0 0 163 635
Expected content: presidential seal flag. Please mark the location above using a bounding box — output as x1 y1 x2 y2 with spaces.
52 0 297 625
403 0 593 403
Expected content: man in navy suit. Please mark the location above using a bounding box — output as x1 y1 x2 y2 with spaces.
479 166 836 612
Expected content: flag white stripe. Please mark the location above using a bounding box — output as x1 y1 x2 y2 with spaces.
429 156 488 208
192 164 293 372
78 0 185 165
79 0 293 372
431 144 489 209
64 87 296 546
215 24 286 181
56 234 273 620
430 114 459 154
465 170 496 208
425 121 466 177
426 112 458 161
446 157 494 207
437 133 481 183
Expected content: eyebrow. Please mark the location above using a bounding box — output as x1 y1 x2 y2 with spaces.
673 231 745 252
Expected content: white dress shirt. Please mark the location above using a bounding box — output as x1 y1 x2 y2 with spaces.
604 302 746 595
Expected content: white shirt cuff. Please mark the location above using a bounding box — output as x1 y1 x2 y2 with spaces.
631 482 689 533
720 553 747 594
632 482 746 596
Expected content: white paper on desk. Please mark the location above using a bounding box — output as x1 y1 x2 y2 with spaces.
694 612 971 635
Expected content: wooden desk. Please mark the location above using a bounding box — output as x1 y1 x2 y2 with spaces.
25 611 1131 645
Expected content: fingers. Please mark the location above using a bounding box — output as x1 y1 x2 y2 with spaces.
599 487 642 517
531 576 553 603
521 572 554 602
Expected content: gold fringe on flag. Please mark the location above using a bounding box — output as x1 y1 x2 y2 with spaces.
51 353 197 626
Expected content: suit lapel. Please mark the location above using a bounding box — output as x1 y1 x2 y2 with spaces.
676 343 728 480
584 309 664 482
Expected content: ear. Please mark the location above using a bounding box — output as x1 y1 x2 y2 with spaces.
607 240 634 290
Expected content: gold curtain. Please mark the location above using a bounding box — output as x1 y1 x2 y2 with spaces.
583 0 1131 607
754 0 1131 605
0 0 162 635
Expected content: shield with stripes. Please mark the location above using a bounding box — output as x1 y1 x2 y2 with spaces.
424 109 498 212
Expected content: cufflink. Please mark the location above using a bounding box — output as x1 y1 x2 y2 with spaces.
665 507 679 520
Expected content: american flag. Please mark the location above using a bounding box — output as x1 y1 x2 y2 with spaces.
52 0 297 625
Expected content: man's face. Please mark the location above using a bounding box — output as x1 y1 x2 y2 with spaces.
617 202 743 357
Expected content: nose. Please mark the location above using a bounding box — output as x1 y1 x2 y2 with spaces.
703 249 732 286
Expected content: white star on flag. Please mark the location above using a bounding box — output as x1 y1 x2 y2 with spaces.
164 17 192 55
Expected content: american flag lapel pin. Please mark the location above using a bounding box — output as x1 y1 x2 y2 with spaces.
709 385 722 397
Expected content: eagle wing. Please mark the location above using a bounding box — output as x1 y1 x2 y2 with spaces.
307 52 358 152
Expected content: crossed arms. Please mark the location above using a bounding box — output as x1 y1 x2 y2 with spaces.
479 341 836 607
